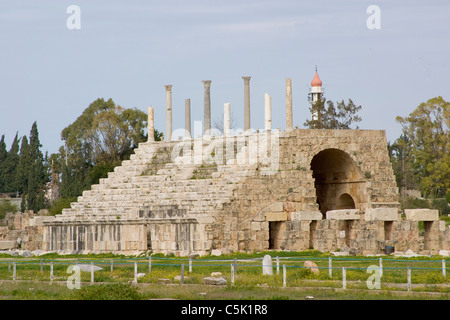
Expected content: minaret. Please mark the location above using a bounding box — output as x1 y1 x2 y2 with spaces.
308 66 323 121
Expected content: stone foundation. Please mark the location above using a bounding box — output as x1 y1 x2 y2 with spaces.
6 129 447 256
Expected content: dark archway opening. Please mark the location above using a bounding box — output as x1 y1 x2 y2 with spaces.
269 222 283 249
310 149 363 217
336 193 356 210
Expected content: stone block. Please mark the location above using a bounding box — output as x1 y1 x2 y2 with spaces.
326 209 361 220
365 208 398 221
250 222 261 231
439 221 446 232
265 212 287 221
0 240 16 250
439 250 450 257
29 216 56 226
203 277 227 285
404 209 439 221
290 211 322 221
267 202 283 212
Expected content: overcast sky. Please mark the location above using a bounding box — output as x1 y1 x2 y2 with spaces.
0 0 449 155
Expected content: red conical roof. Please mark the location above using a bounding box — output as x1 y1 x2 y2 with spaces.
311 71 322 87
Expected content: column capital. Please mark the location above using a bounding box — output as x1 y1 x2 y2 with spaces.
202 80 211 87
164 84 172 91
242 76 251 83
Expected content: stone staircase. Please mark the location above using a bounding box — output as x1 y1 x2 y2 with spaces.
59 136 255 222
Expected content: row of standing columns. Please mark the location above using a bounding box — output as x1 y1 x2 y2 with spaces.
147 77 294 142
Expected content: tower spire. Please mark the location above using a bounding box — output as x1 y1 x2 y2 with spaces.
308 67 324 121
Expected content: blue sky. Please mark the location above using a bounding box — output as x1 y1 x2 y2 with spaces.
0 0 449 155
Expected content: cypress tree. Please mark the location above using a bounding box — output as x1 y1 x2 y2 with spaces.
0 135 7 192
16 135 31 195
27 122 47 212
2 133 20 193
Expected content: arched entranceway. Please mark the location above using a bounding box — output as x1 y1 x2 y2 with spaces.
310 149 364 217
336 193 356 210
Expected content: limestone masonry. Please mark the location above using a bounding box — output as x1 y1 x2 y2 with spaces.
19 128 448 256
4 73 449 256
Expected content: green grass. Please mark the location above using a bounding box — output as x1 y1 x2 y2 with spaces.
0 251 448 300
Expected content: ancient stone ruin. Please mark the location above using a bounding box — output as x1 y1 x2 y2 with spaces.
3 74 449 256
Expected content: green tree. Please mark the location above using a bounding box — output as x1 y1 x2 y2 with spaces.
2 133 21 193
388 134 420 197
0 199 19 219
396 96 450 198
21 122 48 212
304 98 362 129
15 135 31 196
58 98 156 199
0 135 7 192
62 98 148 166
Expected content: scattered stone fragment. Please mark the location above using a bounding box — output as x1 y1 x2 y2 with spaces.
75 264 103 272
174 275 189 282
158 278 173 285
210 272 222 277
304 261 319 275
203 277 227 285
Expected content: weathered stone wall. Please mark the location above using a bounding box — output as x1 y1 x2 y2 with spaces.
32 128 448 256
213 129 399 252
42 222 147 254
23 225 45 251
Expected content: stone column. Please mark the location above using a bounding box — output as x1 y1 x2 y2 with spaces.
242 76 251 131
148 106 155 142
224 103 231 136
202 80 212 137
265 93 272 131
286 78 293 131
185 98 191 139
164 85 172 141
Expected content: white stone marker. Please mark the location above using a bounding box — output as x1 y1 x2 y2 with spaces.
407 267 411 292
231 264 235 286
262 254 273 275
443 259 446 278
379 258 383 277
328 257 332 277
342 267 347 289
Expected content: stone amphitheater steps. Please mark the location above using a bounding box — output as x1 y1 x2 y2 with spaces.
61 137 253 220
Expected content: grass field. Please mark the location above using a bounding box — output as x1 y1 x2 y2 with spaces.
0 250 448 300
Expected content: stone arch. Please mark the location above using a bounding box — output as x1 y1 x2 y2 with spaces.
336 193 356 210
310 148 365 217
